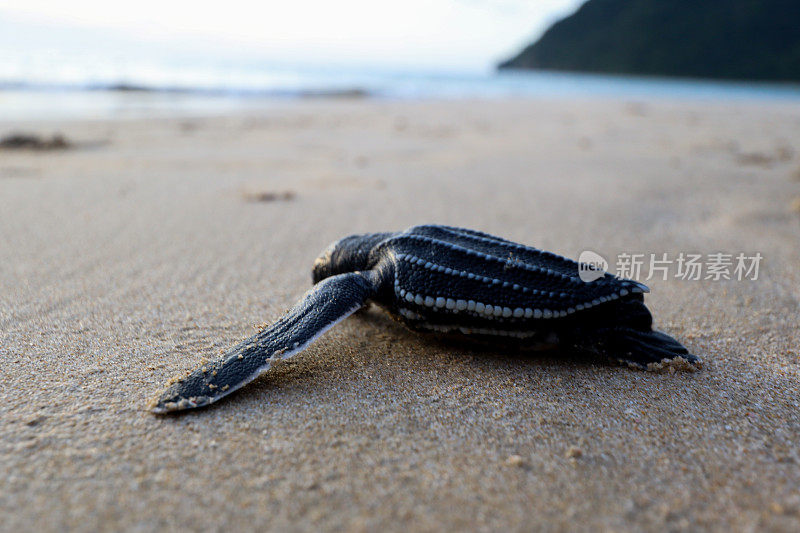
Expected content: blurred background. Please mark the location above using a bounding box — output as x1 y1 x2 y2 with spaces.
2 0 799 120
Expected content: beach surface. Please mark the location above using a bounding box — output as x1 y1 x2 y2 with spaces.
2 97 799 531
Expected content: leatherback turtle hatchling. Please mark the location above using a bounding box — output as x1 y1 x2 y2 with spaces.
150 224 698 413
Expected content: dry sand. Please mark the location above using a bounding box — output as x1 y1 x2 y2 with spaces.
1 97 799 531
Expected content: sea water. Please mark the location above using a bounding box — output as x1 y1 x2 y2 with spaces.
2 53 800 121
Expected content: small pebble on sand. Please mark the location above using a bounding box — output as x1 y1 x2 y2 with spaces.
566 447 583 459
505 455 526 467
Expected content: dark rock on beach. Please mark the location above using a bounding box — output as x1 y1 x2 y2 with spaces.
0 133 71 150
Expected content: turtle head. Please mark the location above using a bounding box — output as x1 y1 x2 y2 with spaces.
312 232 393 283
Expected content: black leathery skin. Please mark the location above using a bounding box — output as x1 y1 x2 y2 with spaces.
149 271 376 413
371 226 645 323
150 224 698 413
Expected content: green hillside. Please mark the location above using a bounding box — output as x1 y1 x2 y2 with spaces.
499 0 800 82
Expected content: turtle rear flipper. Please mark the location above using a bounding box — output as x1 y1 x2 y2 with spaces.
580 326 700 369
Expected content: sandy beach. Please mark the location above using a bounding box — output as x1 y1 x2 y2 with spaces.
2 96 799 531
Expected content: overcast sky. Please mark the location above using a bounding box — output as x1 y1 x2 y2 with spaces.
0 1 584 71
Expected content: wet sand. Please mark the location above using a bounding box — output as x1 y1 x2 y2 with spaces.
2 97 799 531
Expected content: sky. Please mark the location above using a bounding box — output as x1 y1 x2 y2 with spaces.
0 0 584 72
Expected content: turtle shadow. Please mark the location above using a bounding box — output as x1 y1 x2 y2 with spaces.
350 307 606 371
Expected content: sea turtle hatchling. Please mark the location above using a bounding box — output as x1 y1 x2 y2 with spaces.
150 224 699 413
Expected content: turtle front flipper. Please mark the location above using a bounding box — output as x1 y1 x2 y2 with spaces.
149 271 377 414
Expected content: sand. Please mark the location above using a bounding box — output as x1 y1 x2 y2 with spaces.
1 97 799 531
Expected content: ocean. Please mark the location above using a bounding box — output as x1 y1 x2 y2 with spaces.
2 56 800 121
